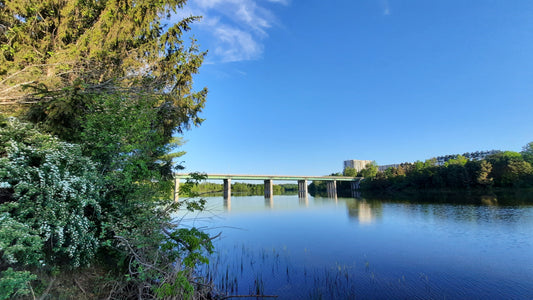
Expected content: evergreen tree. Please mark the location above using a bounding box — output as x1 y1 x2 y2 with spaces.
0 0 206 142
521 142 533 165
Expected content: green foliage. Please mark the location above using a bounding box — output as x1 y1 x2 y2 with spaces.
50 92 215 298
232 182 285 195
0 213 41 298
111 206 214 298
309 173 348 197
521 142 533 165
343 167 357 177
359 161 378 178
444 155 468 167
466 160 493 187
1 0 207 146
361 145 533 191
486 151 533 187
187 181 297 196
1 0 212 297
0 117 105 298
0 117 102 269
308 181 327 197
155 271 194 300
0 213 43 266
78 93 181 183
167 227 213 269
0 268 37 300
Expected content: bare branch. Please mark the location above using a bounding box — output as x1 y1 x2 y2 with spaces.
0 63 74 84
114 235 168 276
0 81 35 95
37 277 56 300
73 278 87 296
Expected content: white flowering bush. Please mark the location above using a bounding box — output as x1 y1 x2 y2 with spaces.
0 117 103 270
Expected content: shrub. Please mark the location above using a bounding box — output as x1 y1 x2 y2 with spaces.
0 117 103 270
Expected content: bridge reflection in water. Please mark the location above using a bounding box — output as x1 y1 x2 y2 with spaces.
198 195 379 225
174 173 363 201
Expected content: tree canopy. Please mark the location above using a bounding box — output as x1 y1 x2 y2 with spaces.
0 0 206 139
361 145 533 191
0 1 212 298
360 161 378 178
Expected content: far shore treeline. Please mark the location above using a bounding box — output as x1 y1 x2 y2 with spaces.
309 142 533 197
334 142 533 194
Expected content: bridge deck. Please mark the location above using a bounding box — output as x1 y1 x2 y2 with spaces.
175 173 362 181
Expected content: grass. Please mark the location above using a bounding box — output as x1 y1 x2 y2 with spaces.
198 243 441 299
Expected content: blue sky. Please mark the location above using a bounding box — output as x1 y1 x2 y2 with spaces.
176 0 533 176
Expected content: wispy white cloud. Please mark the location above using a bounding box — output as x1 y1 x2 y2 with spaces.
183 0 286 63
265 0 290 5
214 25 262 62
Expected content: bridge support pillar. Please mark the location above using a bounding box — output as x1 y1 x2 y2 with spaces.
174 178 180 202
327 180 337 198
298 180 308 198
223 179 231 199
264 179 273 198
350 181 360 198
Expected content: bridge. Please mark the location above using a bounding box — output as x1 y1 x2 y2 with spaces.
174 173 363 200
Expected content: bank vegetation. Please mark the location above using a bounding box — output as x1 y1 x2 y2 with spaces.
0 0 213 298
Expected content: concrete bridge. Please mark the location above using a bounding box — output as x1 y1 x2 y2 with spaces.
174 173 363 200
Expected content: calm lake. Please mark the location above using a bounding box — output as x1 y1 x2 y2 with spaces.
177 193 533 299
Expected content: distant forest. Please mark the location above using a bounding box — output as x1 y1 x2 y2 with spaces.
357 142 533 191
308 143 533 196
186 182 299 196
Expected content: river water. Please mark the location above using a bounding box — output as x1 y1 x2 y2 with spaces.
177 193 533 299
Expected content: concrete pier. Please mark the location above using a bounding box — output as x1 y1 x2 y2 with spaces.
264 179 273 198
350 181 359 197
174 178 180 202
326 180 337 198
298 179 308 198
223 179 231 199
